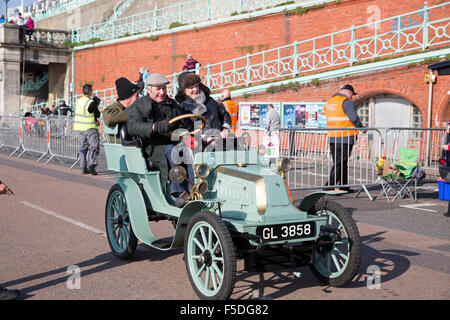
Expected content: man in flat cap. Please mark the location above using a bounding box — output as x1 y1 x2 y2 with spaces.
323 84 364 193
125 73 192 204
102 77 140 128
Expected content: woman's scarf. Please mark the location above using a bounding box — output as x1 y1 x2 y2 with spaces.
180 90 207 116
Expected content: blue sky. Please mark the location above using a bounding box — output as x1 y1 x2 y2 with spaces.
1 0 35 17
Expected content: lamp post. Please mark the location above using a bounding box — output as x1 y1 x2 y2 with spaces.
3 0 9 21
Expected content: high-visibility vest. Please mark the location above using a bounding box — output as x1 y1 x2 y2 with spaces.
222 99 238 134
324 95 358 138
73 96 97 132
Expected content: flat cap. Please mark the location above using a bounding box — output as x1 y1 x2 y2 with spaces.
146 73 170 87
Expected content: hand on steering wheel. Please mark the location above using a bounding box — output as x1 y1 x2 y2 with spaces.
168 114 206 136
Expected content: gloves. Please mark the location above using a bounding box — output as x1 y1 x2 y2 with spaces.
153 119 178 135
153 119 170 135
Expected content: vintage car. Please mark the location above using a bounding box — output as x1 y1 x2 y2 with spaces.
103 114 362 300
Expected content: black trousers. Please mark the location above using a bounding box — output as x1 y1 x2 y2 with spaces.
325 142 354 189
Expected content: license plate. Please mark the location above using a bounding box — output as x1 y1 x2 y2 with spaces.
256 222 316 241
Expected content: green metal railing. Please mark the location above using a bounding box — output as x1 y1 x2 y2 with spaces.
108 0 136 21
32 0 97 22
71 0 325 43
21 73 49 93
21 2 450 114
190 2 450 91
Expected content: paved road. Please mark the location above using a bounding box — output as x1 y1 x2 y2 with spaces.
0 151 449 301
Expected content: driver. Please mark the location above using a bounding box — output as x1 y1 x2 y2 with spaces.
125 73 193 204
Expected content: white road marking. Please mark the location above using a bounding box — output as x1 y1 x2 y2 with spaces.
399 203 439 212
21 201 106 237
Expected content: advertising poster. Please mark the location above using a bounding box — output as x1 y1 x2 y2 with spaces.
295 104 306 127
317 103 327 128
240 104 251 125
239 103 281 128
283 104 296 127
305 104 319 127
250 104 260 126
259 104 269 129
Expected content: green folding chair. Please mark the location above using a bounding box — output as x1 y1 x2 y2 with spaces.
385 148 419 202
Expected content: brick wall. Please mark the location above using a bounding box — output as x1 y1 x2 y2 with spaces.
73 0 448 124
231 63 450 128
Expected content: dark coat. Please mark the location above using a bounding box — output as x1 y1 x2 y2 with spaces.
124 95 187 192
178 93 231 133
102 101 128 128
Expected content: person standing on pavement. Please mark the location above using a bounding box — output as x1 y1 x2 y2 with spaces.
181 54 200 73
56 100 72 116
323 84 364 193
0 179 19 300
73 84 101 175
221 89 239 135
102 77 139 128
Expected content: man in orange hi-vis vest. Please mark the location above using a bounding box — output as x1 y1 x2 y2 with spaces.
221 89 238 134
324 84 364 193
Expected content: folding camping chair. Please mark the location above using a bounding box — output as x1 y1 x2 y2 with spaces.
378 148 419 203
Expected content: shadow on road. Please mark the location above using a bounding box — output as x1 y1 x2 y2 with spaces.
232 231 420 300
2 243 183 300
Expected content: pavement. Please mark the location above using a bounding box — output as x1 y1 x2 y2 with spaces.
0 146 449 303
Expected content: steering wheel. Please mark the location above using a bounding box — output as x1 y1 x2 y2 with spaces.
168 113 206 135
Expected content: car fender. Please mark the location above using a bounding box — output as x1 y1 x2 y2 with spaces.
113 177 161 247
298 192 327 213
171 200 210 249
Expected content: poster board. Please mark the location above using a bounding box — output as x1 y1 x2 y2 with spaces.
282 102 327 128
239 102 281 129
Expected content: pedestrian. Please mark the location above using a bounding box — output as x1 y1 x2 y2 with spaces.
43 105 52 116
0 179 19 300
125 73 192 206
136 67 146 95
102 77 139 128
56 100 72 116
0 15 5 24
221 89 239 135
181 54 200 73
50 104 58 116
16 12 25 26
16 12 26 43
323 84 364 193
73 84 101 175
265 104 280 136
25 15 35 40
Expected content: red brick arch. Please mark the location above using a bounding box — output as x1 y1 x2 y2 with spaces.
437 94 450 127
354 88 420 111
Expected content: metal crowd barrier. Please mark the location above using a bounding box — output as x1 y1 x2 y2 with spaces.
47 117 80 168
0 115 22 156
385 127 445 179
0 115 80 168
237 126 443 197
19 115 50 161
0 116 446 192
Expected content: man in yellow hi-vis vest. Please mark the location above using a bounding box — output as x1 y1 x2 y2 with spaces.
73 84 101 175
324 84 364 192
221 89 238 135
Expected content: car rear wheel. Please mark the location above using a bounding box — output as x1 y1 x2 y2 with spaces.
309 199 361 287
184 211 236 300
105 184 138 260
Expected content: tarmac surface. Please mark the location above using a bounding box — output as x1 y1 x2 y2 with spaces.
0 146 449 303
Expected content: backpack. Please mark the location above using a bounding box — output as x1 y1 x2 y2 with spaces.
412 165 426 182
